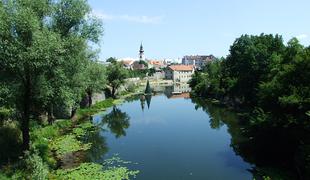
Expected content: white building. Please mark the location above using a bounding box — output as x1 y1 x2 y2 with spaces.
182 55 215 70
165 65 194 83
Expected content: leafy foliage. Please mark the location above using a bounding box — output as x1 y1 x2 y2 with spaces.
106 61 128 98
0 0 103 150
24 151 49 180
0 121 22 166
83 60 106 107
190 34 310 126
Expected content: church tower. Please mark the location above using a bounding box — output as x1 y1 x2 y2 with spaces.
139 42 145 61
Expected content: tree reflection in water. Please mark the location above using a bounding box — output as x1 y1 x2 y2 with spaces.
101 106 130 138
85 106 131 163
191 97 310 180
145 95 152 109
84 128 109 163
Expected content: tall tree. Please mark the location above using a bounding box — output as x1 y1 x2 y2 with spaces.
84 60 106 107
106 60 127 98
0 0 103 150
223 34 284 105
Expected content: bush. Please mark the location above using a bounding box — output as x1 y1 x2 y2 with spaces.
125 83 136 93
31 120 73 168
24 151 49 180
0 121 22 166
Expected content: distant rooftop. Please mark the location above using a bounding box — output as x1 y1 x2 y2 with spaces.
168 65 194 71
183 55 215 59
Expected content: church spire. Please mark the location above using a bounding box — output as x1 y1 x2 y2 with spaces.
140 42 144 52
139 42 145 60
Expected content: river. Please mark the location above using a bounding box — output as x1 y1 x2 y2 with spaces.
86 85 307 180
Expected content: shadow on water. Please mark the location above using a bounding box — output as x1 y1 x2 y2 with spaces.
191 97 310 180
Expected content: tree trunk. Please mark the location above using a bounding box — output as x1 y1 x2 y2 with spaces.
21 77 31 151
47 104 55 125
71 106 77 119
112 86 116 99
87 90 92 107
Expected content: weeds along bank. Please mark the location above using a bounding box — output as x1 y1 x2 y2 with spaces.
0 95 140 180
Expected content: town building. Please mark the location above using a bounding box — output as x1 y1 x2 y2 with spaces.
121 60 134 69
165 65 194 83
147 60 166 70
132 61 147 70
182 55 215 70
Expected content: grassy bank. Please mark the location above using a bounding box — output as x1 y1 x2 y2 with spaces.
0 95 140 180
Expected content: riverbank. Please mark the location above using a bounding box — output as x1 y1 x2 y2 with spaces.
0 92 141 179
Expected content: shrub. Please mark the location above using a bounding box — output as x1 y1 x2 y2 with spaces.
24 151 49 180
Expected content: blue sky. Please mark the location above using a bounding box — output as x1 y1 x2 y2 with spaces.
89 0 310 61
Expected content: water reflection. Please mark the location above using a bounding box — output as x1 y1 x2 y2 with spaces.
140 95 152 111
101 106 130 138
164 83 191 99
86 106 131 163
88 93 310 179
191 97 310 180
84 129 109 164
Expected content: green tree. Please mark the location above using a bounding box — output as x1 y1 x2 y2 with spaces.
106 57 117 64
258 38 310 122
189 59 223 98
0 0 63 150
190 34 310 125
106 62 127 98
50 0 103 119
84 61 106 107
223 34 284 105
0 0 103 150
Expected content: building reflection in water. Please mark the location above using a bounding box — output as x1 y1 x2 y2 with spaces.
138 84 191 112
164 83 191 99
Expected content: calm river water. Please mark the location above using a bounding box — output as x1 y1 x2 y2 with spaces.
89 92 254 180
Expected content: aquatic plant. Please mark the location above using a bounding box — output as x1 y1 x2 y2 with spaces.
55 155 139 180
50 135 91 157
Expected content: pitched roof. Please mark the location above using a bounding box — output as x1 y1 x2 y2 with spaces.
148 60 164 66
168 65 194 71
122 60 134 65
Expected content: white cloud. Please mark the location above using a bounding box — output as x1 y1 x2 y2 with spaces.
93 10 163 24
296 34 308 40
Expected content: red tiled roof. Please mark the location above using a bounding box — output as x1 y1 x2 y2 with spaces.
148 60 164 66
168 65 194 71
